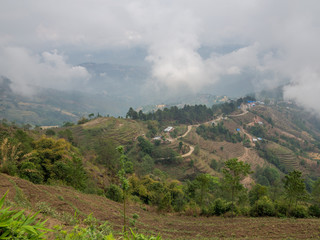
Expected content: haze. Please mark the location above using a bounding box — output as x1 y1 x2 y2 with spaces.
1 0 320 113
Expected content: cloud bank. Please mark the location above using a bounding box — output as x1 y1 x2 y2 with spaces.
1 0 320 112
0 47 90 95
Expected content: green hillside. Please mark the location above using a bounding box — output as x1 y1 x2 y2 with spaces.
2 98 320 238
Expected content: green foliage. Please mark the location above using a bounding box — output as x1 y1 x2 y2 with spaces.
137 137 154 156
127 104 213 124
284 170 308 209
62 122 75 127
196 123 242 143
19 161 44 184
257 148 285 172
308 204 320 217
222 158 252 216
45 129 56 136
193 144 200 156
117 145 131 232
127 228 162 240
95 138 120 171
208 198 231 216
255 167 280 186
3 136 89 191
54 214 113 240
0 191 50 239
147 121 159 138
249 184 268 205
77 117 89 125
311 178 320 205
248 124 266 138
210 159 218 170
290 205 309 218
58 129 74 143
250 196 275 217
105 184 123 203
137 154 154 176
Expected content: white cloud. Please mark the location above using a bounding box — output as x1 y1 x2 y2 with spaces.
0 47 90 95
1 0 320 112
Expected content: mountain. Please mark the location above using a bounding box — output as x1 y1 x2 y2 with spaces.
0 76 135 126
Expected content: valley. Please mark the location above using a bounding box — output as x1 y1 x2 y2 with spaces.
2 98 320 239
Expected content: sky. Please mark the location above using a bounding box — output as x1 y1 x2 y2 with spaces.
1 0 320 113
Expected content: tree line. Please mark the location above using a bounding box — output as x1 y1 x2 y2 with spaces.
107 148 319 219
126 96 256 124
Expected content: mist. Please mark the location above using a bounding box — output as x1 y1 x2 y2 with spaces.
1 0 320 113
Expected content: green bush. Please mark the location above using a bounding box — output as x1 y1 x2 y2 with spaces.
208 198 231 216
250 196 275 217
45 129 56 136
106 184 123 202
290 205 309 218
19 161 44 184
274 201 289 217
308 204 320 217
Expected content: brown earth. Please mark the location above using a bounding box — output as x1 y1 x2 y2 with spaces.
1 173 320 239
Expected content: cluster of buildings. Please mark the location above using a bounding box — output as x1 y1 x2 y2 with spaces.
152 126 174 141
239 100 265 111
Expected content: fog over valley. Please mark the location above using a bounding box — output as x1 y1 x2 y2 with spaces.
1 0 320 120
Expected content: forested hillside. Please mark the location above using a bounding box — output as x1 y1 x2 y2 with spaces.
2 98 320 238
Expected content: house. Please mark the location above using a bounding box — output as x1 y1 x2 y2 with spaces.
164 126 173 132
252 138 258 142
236 128 241 132
40 125 59 130
257 137 263 141
152 136 162 141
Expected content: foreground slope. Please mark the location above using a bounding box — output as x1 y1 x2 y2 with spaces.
1 173 320 240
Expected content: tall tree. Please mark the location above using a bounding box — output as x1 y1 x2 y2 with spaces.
117 146 130 233
222 158 252 217
283 170 307 211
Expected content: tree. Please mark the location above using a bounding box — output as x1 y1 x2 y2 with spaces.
283 170 307 211
311 178 320 205
195 174 211 206
222 158 252 217
249 184 268 205
126 107 138 120
117 146 130 233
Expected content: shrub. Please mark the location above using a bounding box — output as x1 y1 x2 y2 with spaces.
208 198 231 216
290 205 309 218
106 184 123 202
274 200 290 217
184 201 201 216
19 161 44 184
308 204 320 217
239 206 250 216
250 196 275 217
45 129 56 136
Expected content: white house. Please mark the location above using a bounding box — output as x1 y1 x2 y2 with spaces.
164 126 173 132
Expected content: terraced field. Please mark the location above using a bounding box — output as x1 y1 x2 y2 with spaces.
266 143 299 171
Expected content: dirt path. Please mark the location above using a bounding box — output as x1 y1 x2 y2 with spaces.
181 145 194 157
181 125 193 138
173 115 223 158
228 110 248 117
